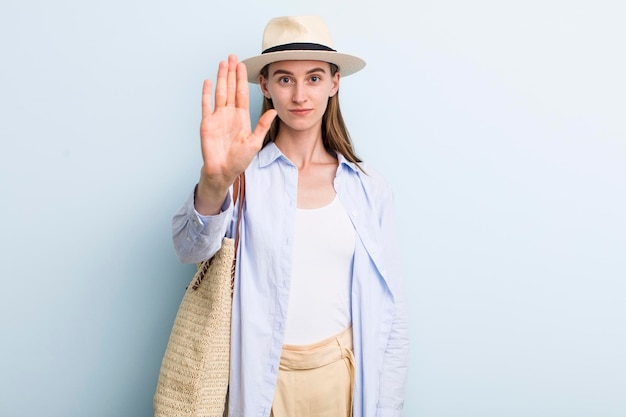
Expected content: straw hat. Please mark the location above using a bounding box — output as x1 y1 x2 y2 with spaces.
242 15 366 83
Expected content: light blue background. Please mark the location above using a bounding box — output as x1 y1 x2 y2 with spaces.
1 0 624 416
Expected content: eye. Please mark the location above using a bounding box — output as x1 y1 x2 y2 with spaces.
278 76 291 84
310 75 321 83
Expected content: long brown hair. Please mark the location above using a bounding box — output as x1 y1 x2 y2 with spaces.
259 63 363 167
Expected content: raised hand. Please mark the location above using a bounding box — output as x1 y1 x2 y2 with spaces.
195 54 277 215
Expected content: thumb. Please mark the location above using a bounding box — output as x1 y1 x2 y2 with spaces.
250 109 278 146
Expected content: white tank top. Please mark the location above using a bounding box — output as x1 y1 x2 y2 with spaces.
283 195 356 345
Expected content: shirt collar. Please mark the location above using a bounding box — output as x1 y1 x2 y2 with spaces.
258 142 361 174
257 142 285 168
336 152 360 174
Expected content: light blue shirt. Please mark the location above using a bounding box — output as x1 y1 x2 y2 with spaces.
172 143 409 417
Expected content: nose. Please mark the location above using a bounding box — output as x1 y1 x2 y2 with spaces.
291 84 307 104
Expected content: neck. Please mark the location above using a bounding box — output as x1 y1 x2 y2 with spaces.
274 128 334 169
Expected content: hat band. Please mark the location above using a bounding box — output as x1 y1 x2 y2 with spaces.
262 42 336 54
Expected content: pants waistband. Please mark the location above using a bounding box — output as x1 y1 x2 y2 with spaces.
279 326 353 371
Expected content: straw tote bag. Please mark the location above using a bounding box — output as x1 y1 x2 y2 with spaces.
154 174 245 417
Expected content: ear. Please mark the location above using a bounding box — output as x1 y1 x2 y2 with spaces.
259 75 271 99
329 71 341 97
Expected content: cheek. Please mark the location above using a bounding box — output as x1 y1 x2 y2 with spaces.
268 97 290 119
316 92 332 109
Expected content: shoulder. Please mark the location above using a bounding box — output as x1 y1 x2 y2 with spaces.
338 157 395 217
353 161 394 200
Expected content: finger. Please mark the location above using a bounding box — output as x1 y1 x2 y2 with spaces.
250 109 278 147
235 62 249 110
226 54 238 106
201 79 213 119
214 60 228 108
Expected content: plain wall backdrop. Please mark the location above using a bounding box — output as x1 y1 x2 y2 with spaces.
1 0 624 416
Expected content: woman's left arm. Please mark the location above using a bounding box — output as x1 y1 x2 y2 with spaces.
377 186 410 417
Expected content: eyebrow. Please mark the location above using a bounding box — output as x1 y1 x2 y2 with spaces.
270 67 328 77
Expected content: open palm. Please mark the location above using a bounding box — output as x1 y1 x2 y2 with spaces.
200 54 276 186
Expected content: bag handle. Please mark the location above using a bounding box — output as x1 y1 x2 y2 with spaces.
232 172 245 271
190 172 246 291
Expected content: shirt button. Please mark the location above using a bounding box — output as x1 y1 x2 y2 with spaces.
351 211 358 217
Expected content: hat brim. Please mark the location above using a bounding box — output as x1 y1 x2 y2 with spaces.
241 50 366 84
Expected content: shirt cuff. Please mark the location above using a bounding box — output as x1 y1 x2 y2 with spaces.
185 186 232 236
194 195 232 226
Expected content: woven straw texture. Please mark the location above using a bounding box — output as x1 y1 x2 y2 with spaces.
154 237 235 417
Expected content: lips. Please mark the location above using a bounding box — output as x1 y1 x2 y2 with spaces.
289 108 313 116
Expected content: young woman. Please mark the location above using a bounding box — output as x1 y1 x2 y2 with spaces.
172 15 409 417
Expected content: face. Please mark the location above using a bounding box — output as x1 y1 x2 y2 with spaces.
259 60 340 135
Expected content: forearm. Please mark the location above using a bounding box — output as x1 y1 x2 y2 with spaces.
194 169 234 216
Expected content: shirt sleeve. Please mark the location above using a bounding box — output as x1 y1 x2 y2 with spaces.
171 186 233 264
377 185 410 416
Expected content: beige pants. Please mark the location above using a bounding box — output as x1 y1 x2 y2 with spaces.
270 327 354 417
